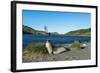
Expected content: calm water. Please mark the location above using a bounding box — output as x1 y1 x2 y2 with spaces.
23 34 90 48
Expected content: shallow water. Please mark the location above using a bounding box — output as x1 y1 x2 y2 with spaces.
23 34 90 48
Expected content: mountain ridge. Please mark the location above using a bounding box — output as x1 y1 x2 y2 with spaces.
23 25 91 36
65 28 91 36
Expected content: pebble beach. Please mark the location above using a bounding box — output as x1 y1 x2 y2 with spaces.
23 42 91 63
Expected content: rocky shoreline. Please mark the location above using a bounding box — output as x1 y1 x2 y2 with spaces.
23 42 91 63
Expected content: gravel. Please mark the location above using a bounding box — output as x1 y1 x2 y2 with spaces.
23 42 91 63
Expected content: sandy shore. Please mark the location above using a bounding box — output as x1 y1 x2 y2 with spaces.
23 42 91 63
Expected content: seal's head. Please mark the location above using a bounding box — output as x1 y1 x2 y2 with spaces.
47 39 50 42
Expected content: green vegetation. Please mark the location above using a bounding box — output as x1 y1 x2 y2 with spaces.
65 28 91 36
70 40 81 49
23 42 62 58
22 40 89 62
23 25 48 35
23 25 59 35
23 25 36 34
23 42 48 58
23 25 90 36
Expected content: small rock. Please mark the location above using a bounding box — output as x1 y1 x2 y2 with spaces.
80 43 87 49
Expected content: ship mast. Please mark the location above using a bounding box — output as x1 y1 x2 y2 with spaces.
44 25 51 35
44 25 48 33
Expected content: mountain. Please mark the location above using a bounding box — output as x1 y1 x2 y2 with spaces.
23 25 36 34
23 25 59 35
65 28 91 36
23 25 48 35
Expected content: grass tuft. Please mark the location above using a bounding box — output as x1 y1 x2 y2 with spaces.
23 42 48 58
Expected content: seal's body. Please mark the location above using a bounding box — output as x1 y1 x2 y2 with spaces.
45 40 53 54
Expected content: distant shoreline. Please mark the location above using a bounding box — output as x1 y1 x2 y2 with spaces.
23 33 91 37
23 25 91 36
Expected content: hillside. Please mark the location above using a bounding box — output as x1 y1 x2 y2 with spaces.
65 28 91 36
23 25 48 35
23 25 36 34
23 25 58 35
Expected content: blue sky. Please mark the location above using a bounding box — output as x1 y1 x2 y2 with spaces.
22 10 91 34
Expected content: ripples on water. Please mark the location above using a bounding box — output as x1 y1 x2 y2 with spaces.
23 34 90 48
